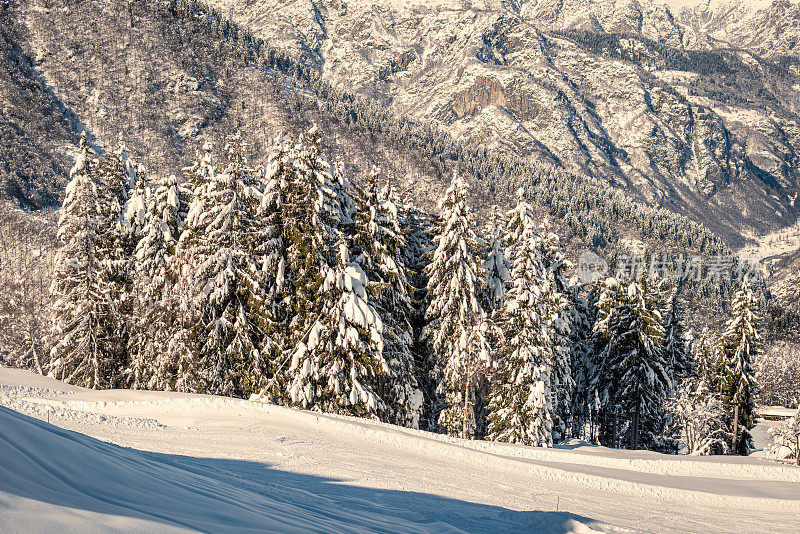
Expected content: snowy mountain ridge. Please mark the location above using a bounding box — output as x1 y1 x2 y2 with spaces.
208 0 800 246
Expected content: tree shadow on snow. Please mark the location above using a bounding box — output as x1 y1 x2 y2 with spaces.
0 406 601 533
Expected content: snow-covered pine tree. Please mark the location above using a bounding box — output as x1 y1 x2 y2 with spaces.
289 241 389 417
589 277 626 445
476 214 510 438
252 136 294 401
92 139 140 384
663 288 692 383
285 128 389 417
538 217 573 443
693 328 716 389
616 277 671 449
591 275 671 449
281 128 342 341
399 204 438 431
425 172 489 438
486 195 554 447
127 174 193 391
352 167 422 427
716 281 762 455
48 133 110 388
179 135 266 397
482 211 509 313
568 288 597 441
125 172 153 389
183 141 215 195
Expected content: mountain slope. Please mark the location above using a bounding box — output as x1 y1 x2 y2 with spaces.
0 2 76 207
673 0 800 59
208 0 800 246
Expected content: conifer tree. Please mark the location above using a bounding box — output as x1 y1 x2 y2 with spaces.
93 140 139 383
288 242 389 417
48 134 109 388
126 174 154 389
400 204 438 431
253 137 294 400
352 167 422 427
486 195 553 446
179 135 266 397
538 218 573 443
128 174 192 391
693 328 716 389
590 277 626 445
716 281 761 454
591 276 671 449
425 172 488 438
281 128 343 342
663 289 692 383
285 129 389 417
568 289 596 440
482 214 509 312
617 277 671 449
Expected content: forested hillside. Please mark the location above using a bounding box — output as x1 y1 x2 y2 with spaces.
0 0 798 455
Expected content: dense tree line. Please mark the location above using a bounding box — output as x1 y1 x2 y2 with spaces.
40 125 764 455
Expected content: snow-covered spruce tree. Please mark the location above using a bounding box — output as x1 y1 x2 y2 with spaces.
621 277 671 449
486 195 554 447
179 135 267 397
538 217 573 443
289 240 389 417
127 174 193 391
285 129 389 417
663 288 692 383
251 136 294 401
568 288 597 441
716 281 762 455
280 128 344 342
694 327 727 398
351 167 422 427
477 218 507 439
482 212 509 313
399 204 438 431
48 134 110 388
589 277 625 445
92 139 140 383
768 406 800 465
425 172 490 438
591 276 671 449
124 172 153 389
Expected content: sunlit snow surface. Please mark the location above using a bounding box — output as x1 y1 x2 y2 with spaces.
1 366 798 533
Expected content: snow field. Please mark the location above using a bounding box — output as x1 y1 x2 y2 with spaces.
2 367 799 533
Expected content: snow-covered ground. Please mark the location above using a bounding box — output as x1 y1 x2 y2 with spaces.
1 367 798 533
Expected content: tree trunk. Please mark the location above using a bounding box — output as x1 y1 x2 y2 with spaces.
630 404 640 449
731 403 739 455
462 365 471 440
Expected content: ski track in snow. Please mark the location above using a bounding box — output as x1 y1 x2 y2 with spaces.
1 366 799 533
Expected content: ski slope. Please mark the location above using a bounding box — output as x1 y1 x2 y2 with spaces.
1 367 798 533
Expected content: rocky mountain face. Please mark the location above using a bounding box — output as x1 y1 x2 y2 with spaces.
208 0 800 247
0 2 75 207
673 0 800 59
